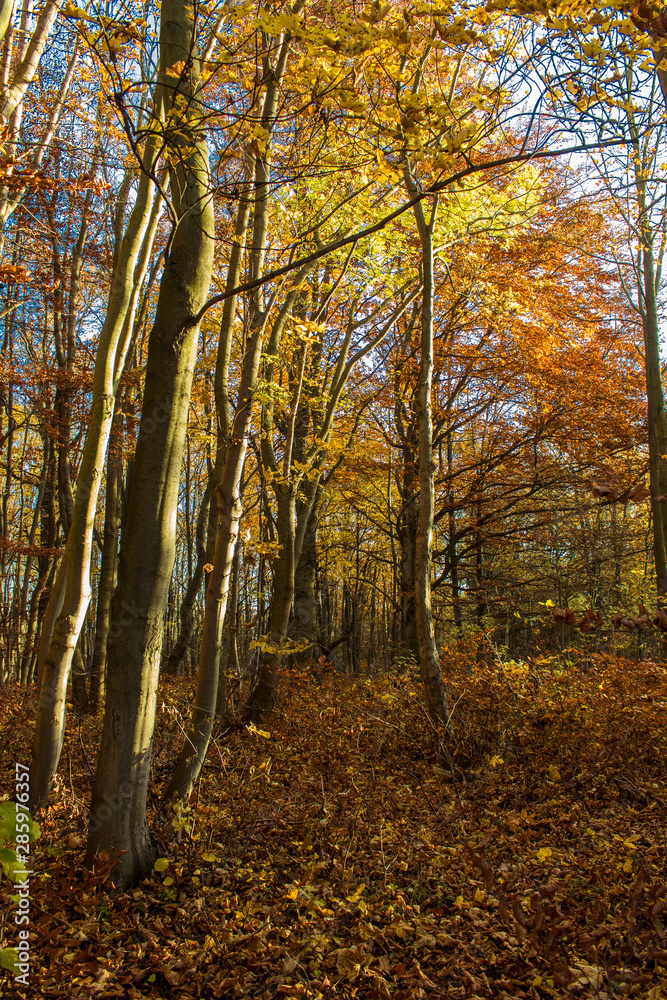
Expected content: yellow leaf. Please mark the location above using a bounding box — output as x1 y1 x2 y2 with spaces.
246 722 271 739
153 857 170 872
581 40 602 57
346 883 366 902
536 847 553 862
547 765 561 781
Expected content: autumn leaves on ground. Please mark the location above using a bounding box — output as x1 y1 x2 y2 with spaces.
2 650 666 1000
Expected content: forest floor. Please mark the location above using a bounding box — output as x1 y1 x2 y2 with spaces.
1 648 666 999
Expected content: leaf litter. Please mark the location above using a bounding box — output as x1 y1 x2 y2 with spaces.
1 649 666 999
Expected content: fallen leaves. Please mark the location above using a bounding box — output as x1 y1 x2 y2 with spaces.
1 656 666 999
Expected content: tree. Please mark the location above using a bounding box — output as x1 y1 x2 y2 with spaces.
85 0 215 886
29 125 162 810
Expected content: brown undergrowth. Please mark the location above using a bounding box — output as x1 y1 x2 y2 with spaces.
1 651 666 999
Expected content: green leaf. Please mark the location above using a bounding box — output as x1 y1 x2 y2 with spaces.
6 860 30 882
0 802 40 844
0 846 18 876
0 948 19 971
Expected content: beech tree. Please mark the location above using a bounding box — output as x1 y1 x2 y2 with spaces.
84 0 215 885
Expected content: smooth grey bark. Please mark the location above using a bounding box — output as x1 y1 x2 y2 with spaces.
245 485 297 720
0 0 13 45
88 438 122 714
218 532 242 713
164 147 255 678
404 161 450 726
161 322 263 803
164 480 212 675
395 389 419 656
71 634 88 714
446 429 463 628
85 0 215 886
293 488 320 651
626 74 667 601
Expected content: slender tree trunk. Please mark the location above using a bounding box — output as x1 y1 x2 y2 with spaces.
245 486 296 721
17 431 50 678
161 18 299 789
71 632 88 714
216 532 241 716
405 163 450 726
625 84 667 604
164 481 212 675
88 439 122 713
20 568 50 685
611 504 622 607
640 233 667 599
447 429 462 628
475 506 488 666
30 157 162 810
395 379 420 657
399 479 419 656
293 490 320 655
162 323 263 802
164 148 255 679
85 0 215 886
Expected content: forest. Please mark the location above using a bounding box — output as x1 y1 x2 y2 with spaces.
0 0 666 996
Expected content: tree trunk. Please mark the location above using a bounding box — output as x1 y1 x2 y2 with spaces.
293 490 319 656
30 155 161 810
71 635 88 715
162 326 262 802
85 0 214 886
161 19 300 793
395 384 420 657
640 232 667 599
626 80 667 604
405 163 450 727
245 486 296 721
88 439 122 713
447 429 462 629
164 480 212 675
164 147 255 679
216 532 241 716
399 485 419 657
